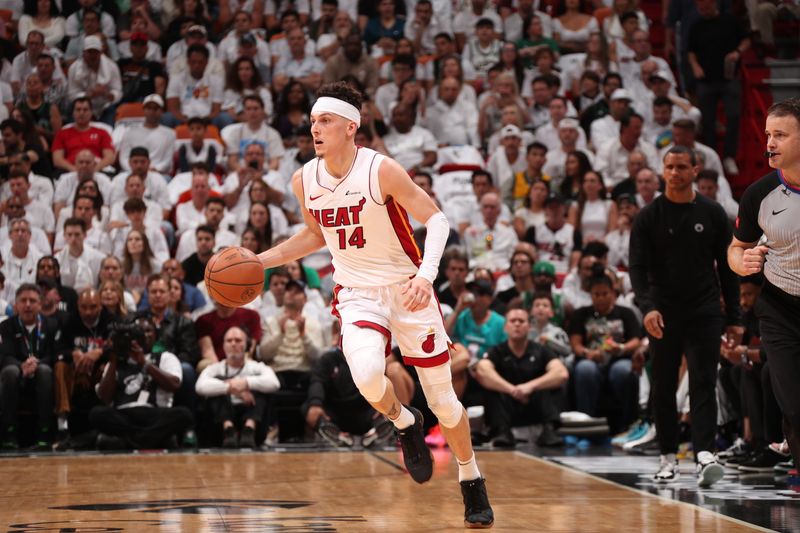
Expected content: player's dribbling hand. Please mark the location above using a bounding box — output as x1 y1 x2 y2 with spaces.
643 310 665 339
742 245 769 273
401 277 432 312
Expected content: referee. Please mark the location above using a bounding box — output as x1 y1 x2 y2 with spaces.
728 97 800 471
630 145 742 486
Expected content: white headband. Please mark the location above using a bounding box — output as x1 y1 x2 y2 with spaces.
311 97 361 127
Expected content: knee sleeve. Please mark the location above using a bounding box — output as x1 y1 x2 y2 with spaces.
341 324 388 403
417 363 463 428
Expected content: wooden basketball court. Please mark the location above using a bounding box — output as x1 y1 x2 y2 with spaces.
0 449 767 532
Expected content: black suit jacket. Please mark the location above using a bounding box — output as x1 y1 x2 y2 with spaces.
0 314 65 367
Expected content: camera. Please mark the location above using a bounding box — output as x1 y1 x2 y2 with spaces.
108 322 147 355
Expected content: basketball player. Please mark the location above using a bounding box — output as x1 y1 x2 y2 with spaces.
257 82 494 528
728 97 800 471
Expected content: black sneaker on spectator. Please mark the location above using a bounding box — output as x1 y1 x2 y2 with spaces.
317 419 354 447
775 458 794 474
696 451 724 487
182 430 198 449
1 426 18 451
739 447 788 472
53 430 72 452
96 433 131 451
240 427 256 449
723 450 755 466
396 406 434 483
489 429 516 449
460 477 494 529
654 454 679 483
222 426 238 448
718 437 750 462
536 423 564 447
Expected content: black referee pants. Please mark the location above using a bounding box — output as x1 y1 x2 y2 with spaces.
755 282 800 466
650 314 723 456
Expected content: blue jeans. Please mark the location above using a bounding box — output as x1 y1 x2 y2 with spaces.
175 361 197 420
574 358 638 433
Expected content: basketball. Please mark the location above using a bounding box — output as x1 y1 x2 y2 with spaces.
204 247 264 307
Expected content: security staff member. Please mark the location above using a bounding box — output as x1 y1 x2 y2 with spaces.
728 97 800 471
630 145 742 486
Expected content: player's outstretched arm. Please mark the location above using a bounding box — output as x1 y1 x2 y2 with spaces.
258 169 326 270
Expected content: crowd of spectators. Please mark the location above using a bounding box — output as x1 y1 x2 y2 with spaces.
0 0 788 468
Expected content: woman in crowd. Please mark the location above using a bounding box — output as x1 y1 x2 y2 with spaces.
559 150 594 201
567 169 617 242
18 0 65 47
553 0 598 54
168 276 189 317
513 179 550 239
271 80 311 147
493 42 526 89
222 56 273 123
98 256 137 312
99 280 128 319
517 15 559 69
562 32 616 95
244 201 274 253
122 230 160 300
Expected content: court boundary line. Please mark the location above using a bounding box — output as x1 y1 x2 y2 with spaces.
514 451 776 533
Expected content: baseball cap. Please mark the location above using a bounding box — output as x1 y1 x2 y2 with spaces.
466 279 494 297
544 193 565 207
286 279 306 292
143 94 164 108
610 88 633 102
616 192 636 206
500 124 522 139
649 69 672 83
239 32 257 46
130 32 149 43
533 261 556 277
83 35 103 51
187 24 207 37
558 117 580 130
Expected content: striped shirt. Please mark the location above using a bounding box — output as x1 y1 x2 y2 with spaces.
735 170 800 296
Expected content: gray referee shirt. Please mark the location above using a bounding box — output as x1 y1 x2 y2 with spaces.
735 170 800 296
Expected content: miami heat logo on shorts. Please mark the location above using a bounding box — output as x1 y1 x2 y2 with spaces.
418 328 436 354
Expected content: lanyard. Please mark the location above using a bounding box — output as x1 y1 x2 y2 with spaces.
18 315 44 358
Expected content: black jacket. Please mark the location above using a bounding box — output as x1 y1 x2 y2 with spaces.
0 314 66 366
141 310 199 366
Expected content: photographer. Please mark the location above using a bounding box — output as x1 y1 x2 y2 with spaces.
89 316 193 450
195 326 279 448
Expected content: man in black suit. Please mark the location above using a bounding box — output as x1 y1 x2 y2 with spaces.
0 284 64 450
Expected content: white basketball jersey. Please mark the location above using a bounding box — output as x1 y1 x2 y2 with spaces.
301 147 421 288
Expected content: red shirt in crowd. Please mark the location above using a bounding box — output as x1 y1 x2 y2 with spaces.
194 307 263 360
52 125 114 164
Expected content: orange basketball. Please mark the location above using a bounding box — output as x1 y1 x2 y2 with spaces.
204 247 265 307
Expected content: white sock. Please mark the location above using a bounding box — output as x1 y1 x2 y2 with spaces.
389 405 415 430
661 453 677 465
458 453 481 482
57 416 68 431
